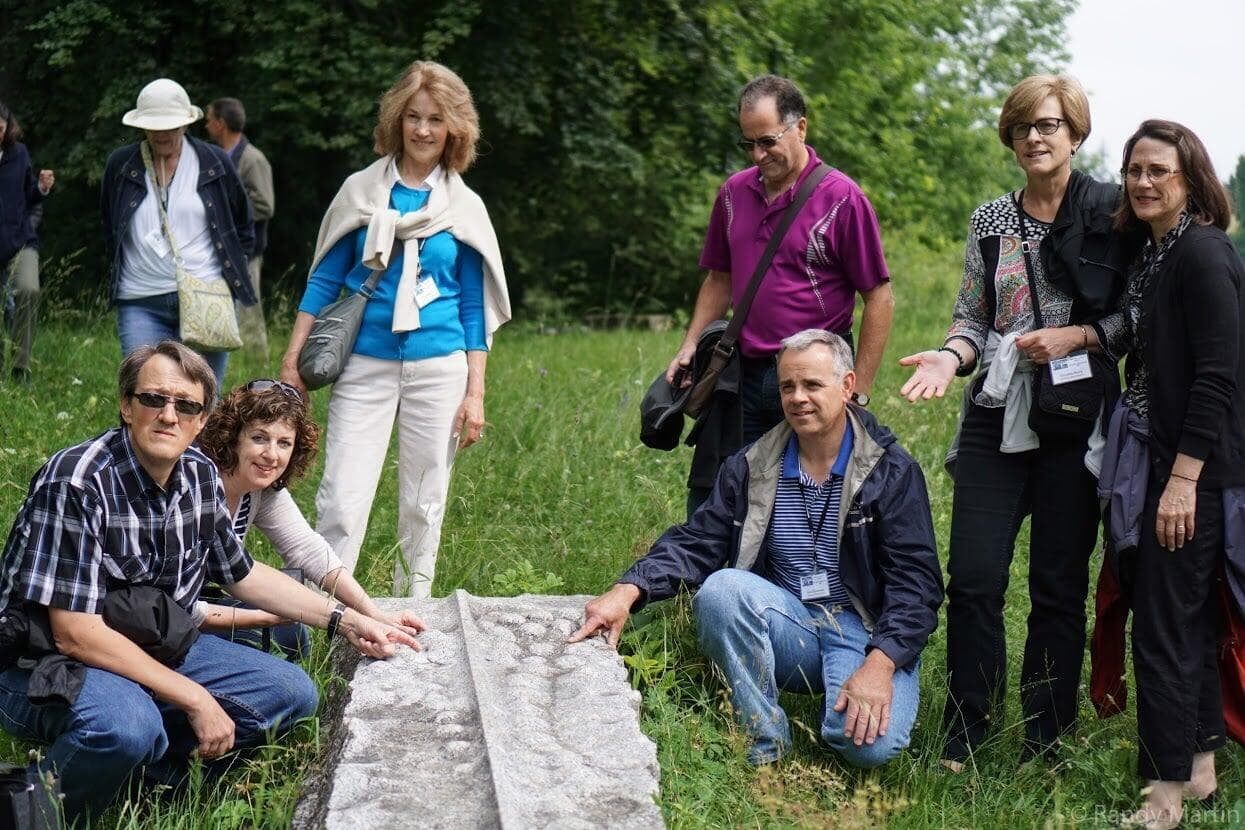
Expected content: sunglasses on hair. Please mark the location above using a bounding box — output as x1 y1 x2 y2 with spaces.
245 379 303 399
132 392 205 416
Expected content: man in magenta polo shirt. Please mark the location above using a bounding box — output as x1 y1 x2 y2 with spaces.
666 74 895 510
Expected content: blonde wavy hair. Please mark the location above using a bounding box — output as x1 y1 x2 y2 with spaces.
373 61 479 173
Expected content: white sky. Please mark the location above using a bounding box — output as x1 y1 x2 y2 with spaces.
1066 0 1245 181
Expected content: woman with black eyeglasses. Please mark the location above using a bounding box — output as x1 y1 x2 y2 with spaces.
1102 121 1243 829
194 380 426 659
898 75 1141 770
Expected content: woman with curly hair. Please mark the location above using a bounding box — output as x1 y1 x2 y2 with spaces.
196 379 425 658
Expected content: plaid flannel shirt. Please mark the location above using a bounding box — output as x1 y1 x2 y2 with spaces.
0 427 253 615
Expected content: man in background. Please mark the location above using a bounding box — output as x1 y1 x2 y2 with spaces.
206 97 273 359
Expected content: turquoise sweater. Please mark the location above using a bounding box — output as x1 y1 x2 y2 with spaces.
298 182 487 361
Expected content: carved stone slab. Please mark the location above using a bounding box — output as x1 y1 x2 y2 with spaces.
294 591 664 830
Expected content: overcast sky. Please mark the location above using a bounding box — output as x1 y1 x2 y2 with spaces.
1066 0 1244 180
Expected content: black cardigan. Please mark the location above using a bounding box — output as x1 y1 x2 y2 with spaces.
1138 224 1245 485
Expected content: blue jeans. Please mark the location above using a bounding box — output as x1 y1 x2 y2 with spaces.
116 293 229 389
692 568 919 767
0 633 318 825
203 594 311 661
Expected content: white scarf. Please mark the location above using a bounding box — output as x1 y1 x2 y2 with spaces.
310 156 510 339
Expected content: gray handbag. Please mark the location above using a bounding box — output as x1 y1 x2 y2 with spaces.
297 262 387 391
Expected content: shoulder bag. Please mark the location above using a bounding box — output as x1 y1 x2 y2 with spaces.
296 252 390 391
684 162 831 418
1015 191 1108 441
142 142 243 352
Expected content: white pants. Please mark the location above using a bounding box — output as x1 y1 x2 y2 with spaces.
316 351 466 598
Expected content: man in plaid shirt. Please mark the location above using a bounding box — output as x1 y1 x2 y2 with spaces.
0 341 420 824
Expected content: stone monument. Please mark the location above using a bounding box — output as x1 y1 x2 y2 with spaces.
294 591 664 829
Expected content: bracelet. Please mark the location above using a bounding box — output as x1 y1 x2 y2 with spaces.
937 346 965 373
1078 324 1090 349
1170 472 1198 483
325 603 346 639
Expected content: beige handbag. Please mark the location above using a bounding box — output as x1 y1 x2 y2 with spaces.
141 142 242 352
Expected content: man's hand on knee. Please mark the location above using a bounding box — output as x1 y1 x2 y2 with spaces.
832 650 896 746
186 687 236 760
568 583 642 648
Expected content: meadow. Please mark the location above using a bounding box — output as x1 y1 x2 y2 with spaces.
0 238 1242 828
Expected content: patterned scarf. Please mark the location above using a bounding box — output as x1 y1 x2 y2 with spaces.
1121 210 1194 416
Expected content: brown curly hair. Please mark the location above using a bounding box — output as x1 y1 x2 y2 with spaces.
199 384 320 491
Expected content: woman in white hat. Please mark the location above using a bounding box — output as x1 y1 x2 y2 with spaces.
101 78 256 387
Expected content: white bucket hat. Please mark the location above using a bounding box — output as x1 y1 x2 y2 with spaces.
122 78 203 130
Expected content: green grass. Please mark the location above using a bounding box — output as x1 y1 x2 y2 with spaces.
1 238 1243 828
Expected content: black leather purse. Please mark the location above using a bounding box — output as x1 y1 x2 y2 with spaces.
1015 192 1107 441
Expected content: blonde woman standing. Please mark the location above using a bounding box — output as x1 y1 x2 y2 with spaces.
281 61 509 598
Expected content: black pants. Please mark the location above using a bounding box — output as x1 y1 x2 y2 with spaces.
941 400 1100 761
686 355 784 517
1122 481 1226 781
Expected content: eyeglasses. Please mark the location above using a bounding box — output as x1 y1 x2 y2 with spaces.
1123 164 1182 184
132 391 205 416
1007 118 1066 141
737 121 797 153
245 379 303 399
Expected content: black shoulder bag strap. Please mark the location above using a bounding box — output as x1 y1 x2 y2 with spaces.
684 163 831 417
717 162 831 358
1014 189 1046 330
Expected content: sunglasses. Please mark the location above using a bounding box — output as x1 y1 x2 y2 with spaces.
132 391 205 416
246 379 303 399
736 121 797 153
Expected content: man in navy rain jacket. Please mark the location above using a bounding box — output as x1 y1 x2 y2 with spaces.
572 329 942 767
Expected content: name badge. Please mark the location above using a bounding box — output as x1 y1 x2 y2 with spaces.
800 571 832 603
414 276 441 308
144 227 171 259
1049 350 1093 385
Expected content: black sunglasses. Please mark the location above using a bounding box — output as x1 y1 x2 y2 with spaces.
246 379 303 399
132 391 205 416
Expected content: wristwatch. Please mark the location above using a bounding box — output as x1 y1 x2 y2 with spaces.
852 391 870 407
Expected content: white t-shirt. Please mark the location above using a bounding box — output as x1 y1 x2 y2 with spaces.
117 137 224 299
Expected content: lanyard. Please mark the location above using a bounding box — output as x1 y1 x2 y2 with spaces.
800 478 835 559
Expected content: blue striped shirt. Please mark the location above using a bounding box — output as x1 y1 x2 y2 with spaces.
765 426 854 604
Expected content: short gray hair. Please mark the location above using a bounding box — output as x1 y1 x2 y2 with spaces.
777 329 854 379
118 341 218 421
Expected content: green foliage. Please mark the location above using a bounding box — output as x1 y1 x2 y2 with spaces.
1228 155 1245 254
2 0 1073 316
2 232 1245 827
490 558 565 595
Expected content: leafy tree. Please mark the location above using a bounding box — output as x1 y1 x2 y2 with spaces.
0 0 1076 316
1227 155 1245 255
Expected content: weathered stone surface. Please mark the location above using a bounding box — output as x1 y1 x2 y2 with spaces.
294 591 663 830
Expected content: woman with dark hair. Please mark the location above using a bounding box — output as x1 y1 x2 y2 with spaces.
898 74 1140 769
0 101 54 383
1105 120 1242 829
196 380 425 658
279 60 510 598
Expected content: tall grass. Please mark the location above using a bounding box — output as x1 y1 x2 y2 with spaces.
0 237 1241 827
